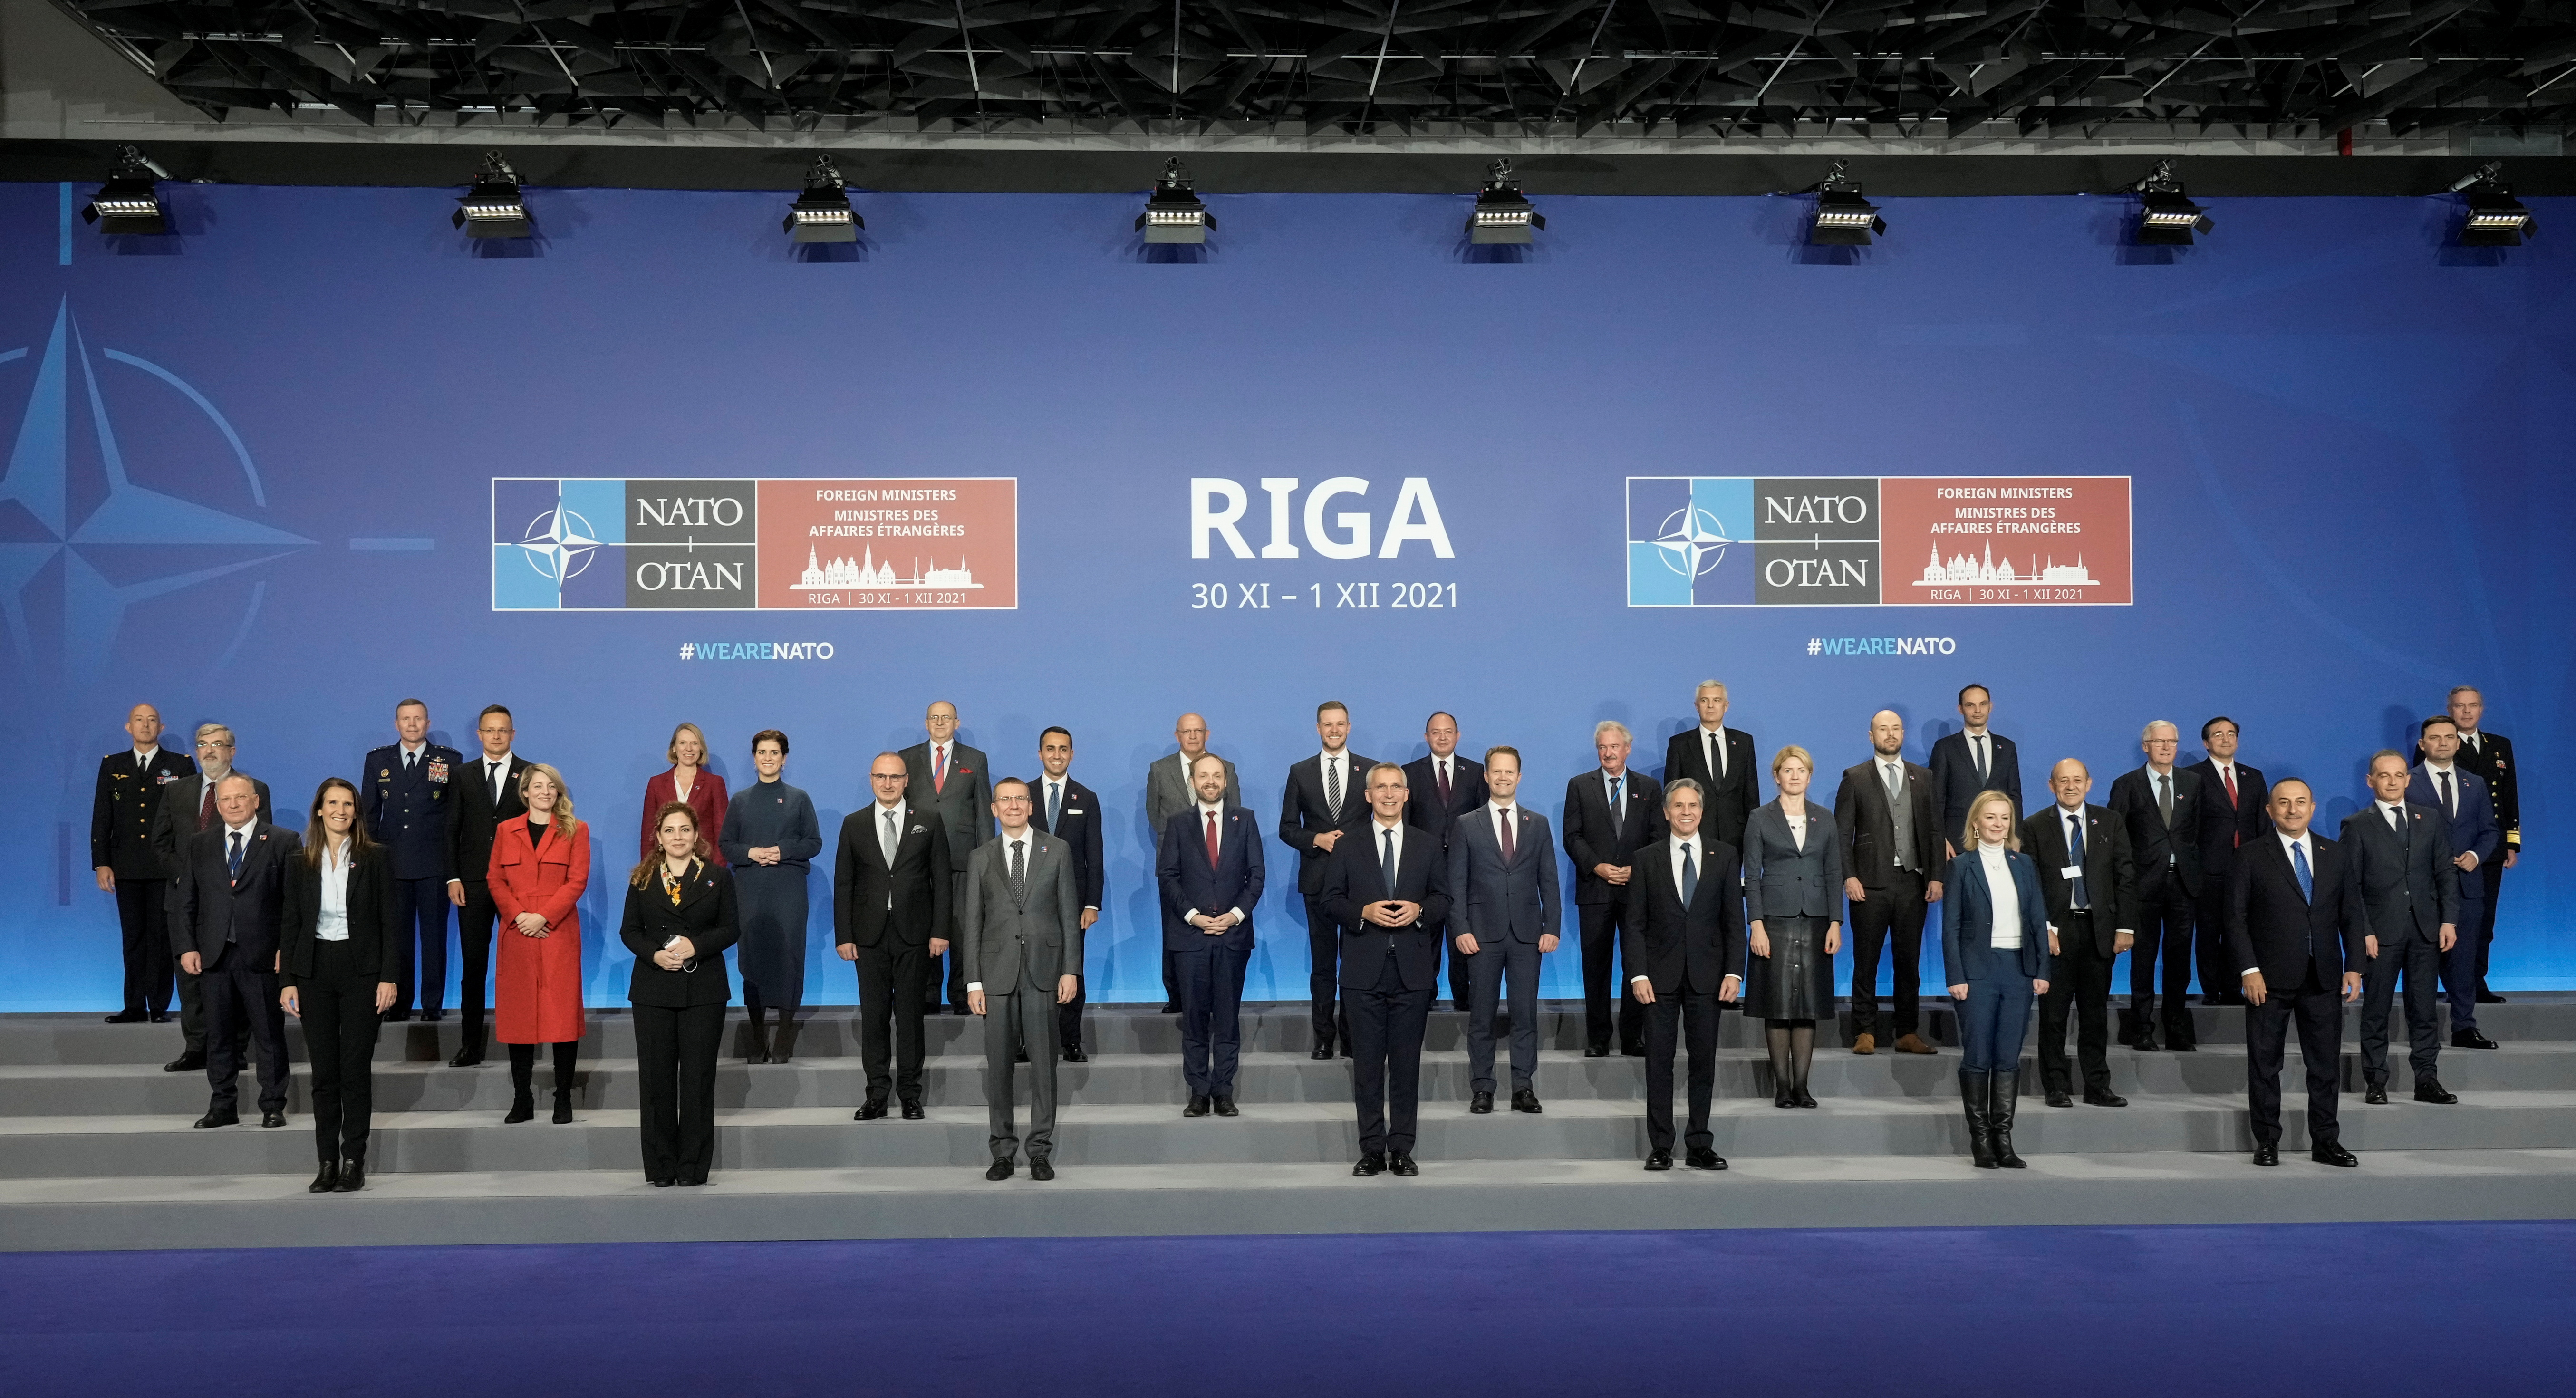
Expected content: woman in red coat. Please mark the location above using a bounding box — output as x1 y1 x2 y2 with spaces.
641 722 728 866
491 762 591 1124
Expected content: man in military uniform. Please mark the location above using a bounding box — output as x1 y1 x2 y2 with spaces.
2446 686 2519 1003
90 703 196 1023
360 698 462 1022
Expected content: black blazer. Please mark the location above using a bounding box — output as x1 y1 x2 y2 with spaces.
171 820 301 966
1929 731 2022 852
1619 837 1746 995
2337 803 2459 943
1562 768 1667 907
449 754 532 887
1660 726 1761 852
1278 752 1379 895
2452 730 2518 852
1028 774 1106 912
1401 753 1487 854
2185 758 2267 884
833 803 954 949
2019 803 2139 957
91 749 198 878
151 771 273 881
2106 765 2205 902
900 740 995 868
1835 759 1941 889
1323 821 1452 990
1157 805 1265 953
2224 834 2370 989
279 841 403 988
619 859 740 1007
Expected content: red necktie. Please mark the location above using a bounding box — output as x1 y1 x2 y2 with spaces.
1499 809 1516 863
1204 810 1220 868
2219 766 2239 846
933 745 946 794
198 783 216 828
1437 761 1451 805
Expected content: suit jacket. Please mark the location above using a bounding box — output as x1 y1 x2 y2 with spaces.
1156 805 1265 953
1145 751 1242 838
1660 726 1762 851
1029 774 1106 913
1835 758 1941 890
2338 802 2458 944
1741 800 1843 923
1562 768 1667 907
2225 834 2370 988
279 841 403 988
2018 802 2139 957
902 741 994 869
617 859 739 1007
2452 730 2519 852
959 830 1084 989
1324 820 1452 990
832 802 954 949
1620 837 1746 995
640 768 729 866
1940 848 2053 985
171 820 302 967
1279 751 1380 896
1929 731 2023 852
151 771 274 881
2105 765 2205 902
2409 766 2499 908
450 753 532 887
1447 804 1559 945
1401 753 1487 858
360 743 462 881
92 748 197 878
2185 757 2268 887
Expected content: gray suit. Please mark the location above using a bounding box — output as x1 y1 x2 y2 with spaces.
961 830 1084 1164
1143 750 1239 1004
1447 803 1561 1094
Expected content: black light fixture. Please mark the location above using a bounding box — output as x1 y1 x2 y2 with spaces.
2451 162 2537 247
1467 159 1544 244
453 151 531 239
785 155 861 243
1136 158 1214 244
1806 160 1884 246
81 146 169 235
2131 160 2213 245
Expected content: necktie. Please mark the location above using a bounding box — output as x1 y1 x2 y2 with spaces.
882 809 898 866
227 830 245 880
2387 806 2402 835
1047 781 1062 831
2067 813 2089 909
492 762 505 805
1382 828 1398 897
1680 841 1698 904
1709 731 1724 781
1609 774 1625 826
1974 736 1988 782
2292 840 2313 902
1204 810 1220 868
2440 771 2456 820
1325 756 1342 823
1436 761 1451 806
1009 839 1025 895
933 745 947 794
1498 809 1516 863
198 782 215 828
137 752 147 773
405 750 415 772
2220 765 2239 846
1884 762 1903 808
2157 772 2173 826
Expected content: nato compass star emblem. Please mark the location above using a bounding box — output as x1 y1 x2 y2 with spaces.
1653 504 1733 579
516 506 599 581
0 297 312 686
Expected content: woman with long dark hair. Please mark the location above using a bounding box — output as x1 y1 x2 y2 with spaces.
621 801 740 1186
717 730 820 1063
490 763 590 1124
279 777 400 1193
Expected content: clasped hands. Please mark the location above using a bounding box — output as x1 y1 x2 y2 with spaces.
652 936 697 971
1360 900 1422 928
1187 908 1242 936
513 911 550 939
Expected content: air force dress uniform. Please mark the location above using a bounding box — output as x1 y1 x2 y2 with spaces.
361 741 463 1020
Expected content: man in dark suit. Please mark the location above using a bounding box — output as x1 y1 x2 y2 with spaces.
1325 762 1450 1176
1449 746 1561 1115
2224 779 2370 1167
1143 713 1240 1014
1929 684 2022 859
1660 679 1760 855
835 752 955 1118
91 703 195 1025
2344 751 2460 1105
1621 778 1744 1171
150 724 271 1074
2105 720 2205 1051
1031 726 1104 1061
2185 716 2266 1008
1835 710 1944 1055
960 779 1084 1181
358 698 460 1022
2445 686 2518 1003
2022 759 2138 1109
1404 711 1485 1012
902 699 993 1015
442 704 529 1067
1277 700 1376 1060
2413 715 2502 1051
171 774 301 1128
1563 720 1665 1058
1157 753 1266 1116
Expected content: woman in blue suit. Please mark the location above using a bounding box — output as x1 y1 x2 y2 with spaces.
1943 790 2052 1169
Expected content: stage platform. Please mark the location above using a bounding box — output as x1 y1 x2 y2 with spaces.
5 997 2573 1250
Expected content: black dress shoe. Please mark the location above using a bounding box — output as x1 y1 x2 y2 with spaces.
2364 1084 2390 1105
900 1101 926 1120
104 1010 148 1023
1160 1003 1181 1014
336 1158 365 1192
1621 1047 1647 1058
422 1009 445 1022
148 1011 172 1023
1213 1097 1239 1117
1061 1045 1089 1063
448 1049 484 1068
261 1110 288 1128
1029 1158 1055 1181
649 1176 676 1187
1582 1047 1609 1059
985 1157 1015 1181
2415 1080 2459 1104
1469 1091 1495 1115
1310 1045 1335 1060
2083 1090 2129 1108
309 1161 339 1193
1773 1089 1795 1108
678 1171 708 1187
1793 1089 1818 1109
384 1010 412 1022
2045 1089 2075 1109
1353 1153 1385 1177
1389 1154 1418 1177
855 1100 888 1121
2133 1035 2161 1052
1644 1149 1674 1171
1510 1089 1543 1114
193 1109 238 1129
1014 1048 1030 1064
1686 1147 1727 1171
2311 1143 2359 1167
2252 1143 2279 1167
164 1051 206 1073
2452 1029 2499 1050
2476 990 2506 1004
1184 1095 1211 1117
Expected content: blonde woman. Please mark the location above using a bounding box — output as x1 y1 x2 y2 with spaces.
1740 746 1843 1108
1941 790 2051 1169
641 723 729 865
491 763 590 1124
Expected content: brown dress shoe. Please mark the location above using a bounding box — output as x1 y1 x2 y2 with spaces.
1894 1034 1937 1055
1851 1033 1876 1055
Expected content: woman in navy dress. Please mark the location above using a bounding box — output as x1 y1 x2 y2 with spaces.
717 729 820 1064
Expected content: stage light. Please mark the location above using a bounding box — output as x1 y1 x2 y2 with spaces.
81 146 169 235
453 151 531 239
2450 163 2537 247
2131 160 2212 245
1136 158 1214 244
1467 160 1544 244
785 156 861 243
1806 160 1883 246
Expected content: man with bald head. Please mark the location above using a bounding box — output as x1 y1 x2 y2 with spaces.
173 773 301 1129
1146 713 1240 1012
2106 720 2206 1051
1835 710 1943 1054
837 751 955 1118
91 703 195 1024
2022 759 2137 1109
903 700 992 1015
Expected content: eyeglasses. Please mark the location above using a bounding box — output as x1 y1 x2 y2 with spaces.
195 740 234 751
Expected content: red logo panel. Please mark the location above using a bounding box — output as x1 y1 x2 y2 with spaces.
755 478 1018 610
1878 476 2132 607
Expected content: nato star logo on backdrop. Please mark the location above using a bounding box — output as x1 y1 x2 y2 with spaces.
1626 477 1753 606
0 298 311 686
492 478 627 608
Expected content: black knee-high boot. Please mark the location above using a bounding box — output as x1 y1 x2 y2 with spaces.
505 1044 536 1123
551 1041 578 1123
1990 1069 2026 1168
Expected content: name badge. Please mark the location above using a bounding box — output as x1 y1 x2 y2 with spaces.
2061 866 2084 880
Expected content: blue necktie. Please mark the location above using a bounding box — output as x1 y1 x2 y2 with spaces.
2291 840 2312 902
2067 813 2089 910
226 830 245 881
1680 842 1698 904
1047 781 1062 831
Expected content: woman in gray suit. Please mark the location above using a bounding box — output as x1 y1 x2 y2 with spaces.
1741 745 1844 1108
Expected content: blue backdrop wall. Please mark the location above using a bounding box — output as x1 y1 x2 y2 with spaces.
1 182 2567 1012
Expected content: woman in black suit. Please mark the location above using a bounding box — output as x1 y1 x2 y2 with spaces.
1941 790 2052 1169
279 777 401 1194
620 800 741 1187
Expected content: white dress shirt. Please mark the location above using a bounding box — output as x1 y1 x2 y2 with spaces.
2376 799 2407 832
2422 761 2461 817
1318 749 1351 816
484 752 516 802
399 740 426 769
1978 842 2020 950
1697 726 1728 780
316 839 352 941
1964 731 1991 779
1489 801 1519 848
133 744 162 769
2244 830 2317 977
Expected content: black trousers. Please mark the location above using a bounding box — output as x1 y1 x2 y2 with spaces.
2474 858 2506 991
1848 871 1928 1038
1175 942 1248 1097
852 941 931 1102
634 1001 724 1181
1643 983 1724 1154
1577 900 1646 1053
2193 881 2241 1002
2037 914 2116 1096
2246 963 2342 1149
2360 927 2444 1087
2129 889 2198 1045
203 945 288 1114
454 877 499 1042
391 876 451 1014
301 941 382 1161
1302 893 1348 1051
1346 951 1432 1157
1428 917 1470 1008
1162 948 1181 1008
113 879 173 1016
1056 972 1086 1052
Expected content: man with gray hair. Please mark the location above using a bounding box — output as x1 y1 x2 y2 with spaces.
1662 680 1759 853
149 724 272 1074
2106 720 2206 1051
173 773 301 1128
1563 719 1665 1057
